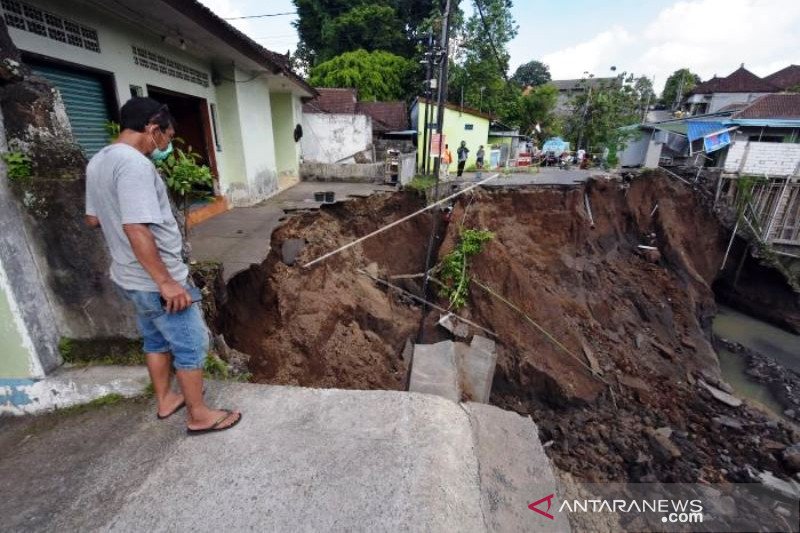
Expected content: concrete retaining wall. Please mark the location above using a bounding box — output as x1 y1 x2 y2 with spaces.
300 161 385 183
724 141 800 176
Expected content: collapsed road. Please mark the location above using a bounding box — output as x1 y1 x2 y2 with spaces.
206 171 800 501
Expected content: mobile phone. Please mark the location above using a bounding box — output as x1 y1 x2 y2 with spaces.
160 286 202 308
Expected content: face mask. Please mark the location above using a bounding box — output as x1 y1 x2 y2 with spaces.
149 131 174 162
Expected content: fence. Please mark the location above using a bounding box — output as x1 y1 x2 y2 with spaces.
725 177 800 248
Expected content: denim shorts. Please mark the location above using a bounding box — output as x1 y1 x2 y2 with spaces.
119 285 209 370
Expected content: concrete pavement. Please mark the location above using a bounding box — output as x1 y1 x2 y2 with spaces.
0 382 567 532
190 182 396 282
459 167 601 187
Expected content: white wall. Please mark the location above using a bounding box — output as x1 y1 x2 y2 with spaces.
724 141 800 175
709 92 772 113
302 113 372 163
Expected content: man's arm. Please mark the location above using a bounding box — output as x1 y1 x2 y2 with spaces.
85 215 101 228
123 223 191 313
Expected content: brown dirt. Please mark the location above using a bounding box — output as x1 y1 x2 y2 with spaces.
220 192 435 390
218 173 800 484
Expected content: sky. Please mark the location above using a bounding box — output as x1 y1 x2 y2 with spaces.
199 0 800 93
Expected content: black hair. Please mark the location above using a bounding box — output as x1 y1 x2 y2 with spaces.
120 97 175 132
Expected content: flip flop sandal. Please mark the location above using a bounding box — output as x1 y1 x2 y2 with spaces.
186 410 242 435
156 400 186 420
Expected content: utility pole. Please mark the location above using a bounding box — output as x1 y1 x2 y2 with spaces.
431 0 456 183
420 31 435 175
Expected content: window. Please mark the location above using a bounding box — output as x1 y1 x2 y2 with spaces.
132 46 210 88
0 0 100 52
130 85 143 98
465 124 474 131
209 103 222 151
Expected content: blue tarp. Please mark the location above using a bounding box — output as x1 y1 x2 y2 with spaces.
541 137 570 155
686 121 726 142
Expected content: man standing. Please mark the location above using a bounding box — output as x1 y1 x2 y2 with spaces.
457 141 470 177
441 144 453 180
86 97 241 435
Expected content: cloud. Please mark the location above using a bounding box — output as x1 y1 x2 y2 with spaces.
535 0 800 92
196 0 255 35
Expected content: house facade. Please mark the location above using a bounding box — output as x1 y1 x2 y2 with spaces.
411 98 490 171
686 65 779 116
2 0 314 208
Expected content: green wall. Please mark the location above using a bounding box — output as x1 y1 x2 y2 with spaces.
417 102 490 169
270 92 298 176
0 280 33 378
215 66 247 187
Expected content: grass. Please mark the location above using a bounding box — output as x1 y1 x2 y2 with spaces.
404 175 437 194
54 393 127 416
59 337 145 366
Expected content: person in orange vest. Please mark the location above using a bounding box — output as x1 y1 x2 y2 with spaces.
441 144 453 180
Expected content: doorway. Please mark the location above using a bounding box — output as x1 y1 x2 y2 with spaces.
146 85 219 195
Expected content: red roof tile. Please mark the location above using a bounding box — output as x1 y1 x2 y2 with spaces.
764 65 800 91
690 66 778 94
733 94 800 119
357 101 408 132
302 88 358 114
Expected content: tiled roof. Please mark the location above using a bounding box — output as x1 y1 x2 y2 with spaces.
764 65 800 91
733 94 800 119
690 66 778 94
357 101 408 132
302 88 358 114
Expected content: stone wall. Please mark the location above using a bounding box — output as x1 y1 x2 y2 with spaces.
0 19 137 351
724 141 800 176
300 162 385 183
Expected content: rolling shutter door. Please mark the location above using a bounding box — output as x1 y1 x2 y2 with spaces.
30 63 111 157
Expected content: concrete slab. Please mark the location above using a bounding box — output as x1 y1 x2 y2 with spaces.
409 341 461 402
190 182 398 283
459 336 498 403
0 382 565 531
464 402 569 532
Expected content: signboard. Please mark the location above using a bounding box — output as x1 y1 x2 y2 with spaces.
517 152 532 167
430 133 446 157
703 130 732 153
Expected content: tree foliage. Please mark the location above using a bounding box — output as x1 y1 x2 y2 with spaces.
448 0 518 119
563 74 650 157
309 49 417 101
293 0 435 66
661 68 701 107
506 84 559 138
511 60 551 87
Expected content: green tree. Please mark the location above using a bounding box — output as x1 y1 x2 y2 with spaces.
511 60 551 87
507 83 559 138
293 0 435 65
661 68 701 108
448 0 518 120
309 49 417 101
564 74 643 158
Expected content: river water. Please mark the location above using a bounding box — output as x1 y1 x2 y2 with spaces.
713 305 800 417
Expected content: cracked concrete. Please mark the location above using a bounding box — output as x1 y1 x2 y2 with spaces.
0 381 566 532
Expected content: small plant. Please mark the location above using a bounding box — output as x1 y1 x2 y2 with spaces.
2 151 32 181
105 120 120 143
437 228 495 310
157 144 214 238
405 175 437 194
203 353 230 380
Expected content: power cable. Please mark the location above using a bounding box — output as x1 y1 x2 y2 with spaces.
224 12 297 20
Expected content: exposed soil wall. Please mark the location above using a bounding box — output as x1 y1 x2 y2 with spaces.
218 173 800 484
220 193 435 389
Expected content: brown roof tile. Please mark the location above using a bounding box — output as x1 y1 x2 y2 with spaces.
357 101 408 132
764 65 800 91
733 94 800 119
690 66 778 94
302 88 358 114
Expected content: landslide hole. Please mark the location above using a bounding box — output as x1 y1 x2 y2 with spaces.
217 192 440 390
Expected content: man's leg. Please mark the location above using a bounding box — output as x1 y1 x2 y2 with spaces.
176 369 240 430
156 302 241 430
146 352 185 417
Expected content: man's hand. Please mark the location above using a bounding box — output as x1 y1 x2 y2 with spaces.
85 215 101 228
159 279 191 313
